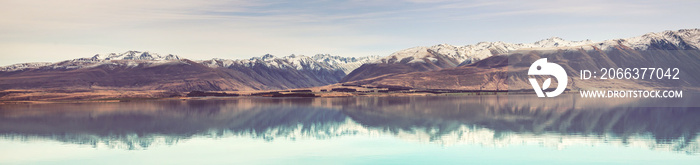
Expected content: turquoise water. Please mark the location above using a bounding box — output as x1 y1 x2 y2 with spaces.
1 95 699 164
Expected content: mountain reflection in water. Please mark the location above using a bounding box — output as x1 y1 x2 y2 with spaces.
0 95 698 154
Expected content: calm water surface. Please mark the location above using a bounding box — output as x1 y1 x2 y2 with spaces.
1 95 699 164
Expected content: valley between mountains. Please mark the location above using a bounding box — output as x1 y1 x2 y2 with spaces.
2 29 700 101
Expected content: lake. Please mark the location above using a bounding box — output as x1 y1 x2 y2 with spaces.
1 95 699 164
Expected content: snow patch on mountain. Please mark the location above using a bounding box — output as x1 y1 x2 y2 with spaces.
375 28 700 65
376 38 592 65
201 54 379 74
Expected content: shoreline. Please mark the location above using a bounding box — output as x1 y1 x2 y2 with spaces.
0 89 556 105
3 84 694 104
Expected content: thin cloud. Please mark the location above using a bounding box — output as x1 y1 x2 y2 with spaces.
0 0 699 66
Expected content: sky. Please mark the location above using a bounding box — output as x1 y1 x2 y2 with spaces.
1 0 699 66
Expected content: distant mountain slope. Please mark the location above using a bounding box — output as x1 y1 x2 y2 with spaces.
0 51 379 92
342 29 700 82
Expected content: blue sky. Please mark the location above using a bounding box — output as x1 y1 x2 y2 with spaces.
1 0 699 65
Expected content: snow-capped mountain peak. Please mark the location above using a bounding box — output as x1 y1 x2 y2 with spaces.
598 28 700 50
96 51 181 61
311 54 380 74
377 41 532 65
0 51 184 72
532 37 593 48
0 62 53 72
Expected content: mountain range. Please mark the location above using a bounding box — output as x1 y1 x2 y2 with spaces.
343 28 700 91
1 28 699 93
0 51 378 92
